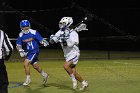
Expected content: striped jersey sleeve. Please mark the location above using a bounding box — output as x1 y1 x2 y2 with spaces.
0 30 13 59
3 32 13 55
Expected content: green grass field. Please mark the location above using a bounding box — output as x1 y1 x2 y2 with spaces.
5 49 140 93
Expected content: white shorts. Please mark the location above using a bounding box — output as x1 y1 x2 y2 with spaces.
65 52 80 64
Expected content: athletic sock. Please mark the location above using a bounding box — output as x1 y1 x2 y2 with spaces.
70 73 76 82
26 75 30 80
41 71 47 77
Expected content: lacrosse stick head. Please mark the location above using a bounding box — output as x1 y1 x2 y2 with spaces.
75 23 88 32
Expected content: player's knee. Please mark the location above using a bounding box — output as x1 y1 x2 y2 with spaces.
64 63 70 70
63 64 69 70
24 61 29 68
24 59 30 65
24 64 29 69
33 63 40 70
70 64 76 68
32 65 38 69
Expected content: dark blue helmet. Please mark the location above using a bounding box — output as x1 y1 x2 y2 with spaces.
20 20 30 27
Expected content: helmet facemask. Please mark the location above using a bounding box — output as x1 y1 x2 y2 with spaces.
59 22 66 29
21 26 30 34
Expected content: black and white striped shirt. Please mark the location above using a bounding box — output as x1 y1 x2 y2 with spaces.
0 30 13 59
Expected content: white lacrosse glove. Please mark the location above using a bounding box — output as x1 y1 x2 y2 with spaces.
49 35 59 43
19 49 27 57
40 39 49 47
74 23 88 32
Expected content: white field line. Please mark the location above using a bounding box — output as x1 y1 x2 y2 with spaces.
113 61 140 66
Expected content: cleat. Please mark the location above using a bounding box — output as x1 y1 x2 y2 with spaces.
79 81 88 91
23 79 31 86
72 80 77 89
43 74 49 86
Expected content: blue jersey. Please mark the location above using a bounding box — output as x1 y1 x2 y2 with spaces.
16 29 43 53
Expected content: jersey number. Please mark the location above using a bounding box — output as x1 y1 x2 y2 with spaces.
27 41 34 49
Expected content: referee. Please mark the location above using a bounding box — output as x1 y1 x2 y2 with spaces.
0 30 13 93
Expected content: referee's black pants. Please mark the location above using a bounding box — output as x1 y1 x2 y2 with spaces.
0 59 9 93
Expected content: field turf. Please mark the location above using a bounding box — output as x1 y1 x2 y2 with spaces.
6 49 140 93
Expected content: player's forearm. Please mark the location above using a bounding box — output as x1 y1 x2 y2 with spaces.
16 44 27 57
16 44 23 51
4 45 13 56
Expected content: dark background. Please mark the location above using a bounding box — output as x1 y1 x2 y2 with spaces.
0 0 140 50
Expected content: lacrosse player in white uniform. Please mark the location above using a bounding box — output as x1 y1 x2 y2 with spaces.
49 17 88 90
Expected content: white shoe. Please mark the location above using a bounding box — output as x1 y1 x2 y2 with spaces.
23 79 31 86
72 80 77 89
79 80 88 91
43 74 49 86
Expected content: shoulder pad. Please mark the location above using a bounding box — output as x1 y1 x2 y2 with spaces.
19 32 23 37
29 29 36 35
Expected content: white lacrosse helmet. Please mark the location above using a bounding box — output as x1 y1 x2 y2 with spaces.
59 17 73 29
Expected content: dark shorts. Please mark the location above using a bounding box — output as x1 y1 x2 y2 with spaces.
0 59 8 93
0 85 8 93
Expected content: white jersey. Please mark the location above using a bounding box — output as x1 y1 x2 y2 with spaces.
54 29 80 57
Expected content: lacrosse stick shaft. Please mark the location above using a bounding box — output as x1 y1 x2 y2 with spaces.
71 17 88 30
